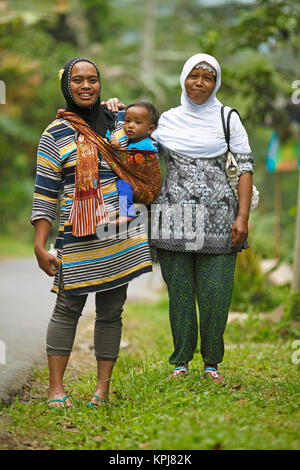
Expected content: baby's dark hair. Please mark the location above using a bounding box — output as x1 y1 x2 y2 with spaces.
125 101 159 128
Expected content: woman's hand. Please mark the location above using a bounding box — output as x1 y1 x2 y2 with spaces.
101 97 125 113
33 218 60 276
34 246 60 276
232 171 252 246
232 214 248 247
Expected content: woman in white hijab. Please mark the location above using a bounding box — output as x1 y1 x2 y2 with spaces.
106 53 254 383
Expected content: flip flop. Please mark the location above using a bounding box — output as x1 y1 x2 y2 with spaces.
172 366 189 378
166 366 189 380
88 394 110 408
204 367 225 383
47 395 72 409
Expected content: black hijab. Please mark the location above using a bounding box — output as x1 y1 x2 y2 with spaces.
60 57 115 137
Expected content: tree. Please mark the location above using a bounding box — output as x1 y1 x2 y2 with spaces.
0 0 299 249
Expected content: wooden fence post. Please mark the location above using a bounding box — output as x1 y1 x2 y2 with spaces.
274 172 282 259
292 169 300 292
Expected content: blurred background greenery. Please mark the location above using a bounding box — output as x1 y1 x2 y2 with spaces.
0 0 299 313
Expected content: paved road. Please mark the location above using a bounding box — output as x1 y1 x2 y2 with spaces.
0 257 163 403
0 258 56 402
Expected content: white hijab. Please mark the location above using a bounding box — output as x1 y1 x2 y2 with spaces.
152 53 251 158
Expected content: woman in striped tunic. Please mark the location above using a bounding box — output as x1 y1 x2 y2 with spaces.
31 58 153 408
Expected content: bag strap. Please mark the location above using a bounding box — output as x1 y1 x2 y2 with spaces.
221 106 241 153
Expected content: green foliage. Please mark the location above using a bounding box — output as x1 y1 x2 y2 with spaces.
284 290 300 320
0 234 33 258
231 248 291 313
231 0 300 51
220 51 288 128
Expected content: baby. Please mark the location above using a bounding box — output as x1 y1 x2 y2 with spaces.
106 101 159 224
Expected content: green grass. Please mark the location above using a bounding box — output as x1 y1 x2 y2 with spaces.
1 296 300 450
0 234 34 258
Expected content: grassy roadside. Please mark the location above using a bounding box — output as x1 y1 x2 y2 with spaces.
0 295 299 450
0 235 34 259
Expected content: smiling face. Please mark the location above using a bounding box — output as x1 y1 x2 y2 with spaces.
184 65 216 105
70 61 100 107
124 106 155 142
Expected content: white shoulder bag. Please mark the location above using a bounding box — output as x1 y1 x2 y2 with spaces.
221 106 259 210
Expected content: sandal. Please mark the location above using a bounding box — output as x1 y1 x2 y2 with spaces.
88 394 110 408
203 367 225 383
47 395 72 409
170 365 189 379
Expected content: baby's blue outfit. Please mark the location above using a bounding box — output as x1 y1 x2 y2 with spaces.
106 131 157 218
127 137 158 151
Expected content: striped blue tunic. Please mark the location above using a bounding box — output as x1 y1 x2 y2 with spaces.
31 115 152 295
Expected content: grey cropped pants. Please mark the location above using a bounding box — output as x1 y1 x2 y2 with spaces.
46 278 128 362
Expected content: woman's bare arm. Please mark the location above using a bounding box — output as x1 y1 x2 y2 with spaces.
232 171 252 247
34 218 60 276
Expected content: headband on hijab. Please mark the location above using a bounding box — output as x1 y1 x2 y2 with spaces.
152 53 251 158
59 57 115 137
195 62 217 77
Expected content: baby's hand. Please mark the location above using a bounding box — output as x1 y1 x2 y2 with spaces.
109 135 121 150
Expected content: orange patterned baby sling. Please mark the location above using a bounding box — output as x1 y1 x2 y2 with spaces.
57 110 162 237
68 134 110 236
